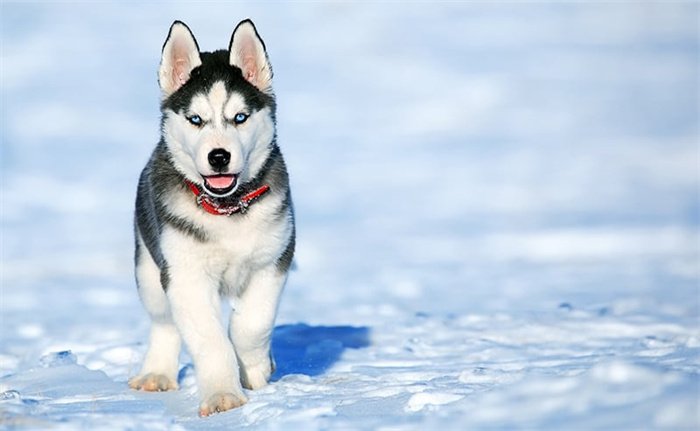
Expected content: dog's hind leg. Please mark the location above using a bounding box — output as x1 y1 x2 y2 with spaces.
129 233 181 392
229 265 287 390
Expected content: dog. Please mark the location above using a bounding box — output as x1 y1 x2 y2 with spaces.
128 19 295 417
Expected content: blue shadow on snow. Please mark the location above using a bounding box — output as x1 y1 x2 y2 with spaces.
271 323 370 380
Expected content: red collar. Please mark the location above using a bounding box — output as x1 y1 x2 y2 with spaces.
185 180 271 216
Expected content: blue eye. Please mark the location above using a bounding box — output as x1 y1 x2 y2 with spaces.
187 115 203 126
233 112 249 125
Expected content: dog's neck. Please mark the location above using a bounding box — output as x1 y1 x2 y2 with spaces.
185 180 270 216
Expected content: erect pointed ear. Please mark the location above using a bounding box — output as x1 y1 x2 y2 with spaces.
229 19 273 93
159 21 202 97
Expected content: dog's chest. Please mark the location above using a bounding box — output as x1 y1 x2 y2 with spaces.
206 213 274 262
216 200 284 251
162 187 290 293
182 192 287 280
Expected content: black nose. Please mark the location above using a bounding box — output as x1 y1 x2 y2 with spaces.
208 148 231 171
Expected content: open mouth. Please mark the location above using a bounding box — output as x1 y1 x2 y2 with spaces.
202 174 238 197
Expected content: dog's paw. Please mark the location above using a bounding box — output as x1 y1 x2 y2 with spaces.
128 373 178 392
198 392 247 417
240 361 272 390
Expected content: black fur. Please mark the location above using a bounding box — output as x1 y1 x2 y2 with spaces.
276 233 295 273
162 50 275 121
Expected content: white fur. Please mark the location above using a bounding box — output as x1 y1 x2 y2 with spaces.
146 182 292 402
133 183 292 400
162 176 293 275
130 234 181 390
160 225 244 400
162 81 275 189
230 265 288 389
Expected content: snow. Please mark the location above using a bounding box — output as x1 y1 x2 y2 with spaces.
1 2 699 430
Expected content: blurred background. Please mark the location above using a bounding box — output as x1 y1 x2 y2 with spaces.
1 1 698 345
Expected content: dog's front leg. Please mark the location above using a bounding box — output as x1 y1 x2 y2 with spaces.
229 264 287 390
163 231 247 416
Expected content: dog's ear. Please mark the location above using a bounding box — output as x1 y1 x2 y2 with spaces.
159 21 202 97
229 19 272 94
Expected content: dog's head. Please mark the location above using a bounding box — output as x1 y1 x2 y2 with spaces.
158 20 275 197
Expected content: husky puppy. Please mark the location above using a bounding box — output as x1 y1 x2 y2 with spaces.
129 20 295 417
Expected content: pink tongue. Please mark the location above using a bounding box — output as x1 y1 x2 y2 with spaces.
206 175 235 189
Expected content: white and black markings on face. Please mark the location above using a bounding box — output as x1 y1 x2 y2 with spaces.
162 50 274 125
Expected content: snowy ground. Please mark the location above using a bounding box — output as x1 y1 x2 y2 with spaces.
1 2 699 430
